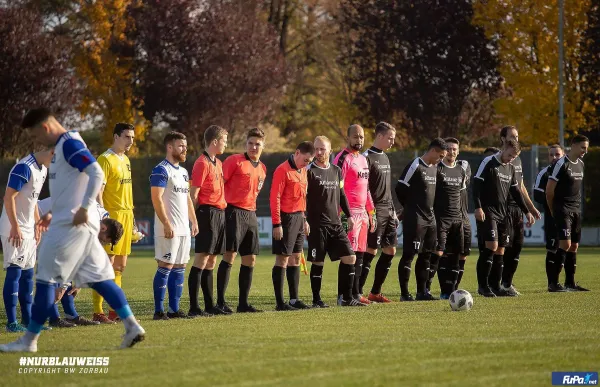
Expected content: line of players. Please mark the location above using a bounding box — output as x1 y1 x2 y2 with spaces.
1 109 591 340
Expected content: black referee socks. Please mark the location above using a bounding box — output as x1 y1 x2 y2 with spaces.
286 266 300 301
238 265 253 307
272 266 285 306
201 269 214 311
188 266 203 311
217 260 232 306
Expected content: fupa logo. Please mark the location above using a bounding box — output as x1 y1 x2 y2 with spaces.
552 372 598 385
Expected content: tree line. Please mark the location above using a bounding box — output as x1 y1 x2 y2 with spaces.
1 0 599 157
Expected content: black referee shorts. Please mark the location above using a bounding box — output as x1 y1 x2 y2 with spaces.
554 210 582 243
462 214 472 256
307 222 354 262
272 212 305 256
195 205 225 255
507 206 524 247
544 211 559 251
436 217 464 254
367 206 398 249
225 206 259 256
402 215 436 256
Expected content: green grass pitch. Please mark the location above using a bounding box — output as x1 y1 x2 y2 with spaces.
0 247 599 386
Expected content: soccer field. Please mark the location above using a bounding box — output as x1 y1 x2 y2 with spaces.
0 247 599 386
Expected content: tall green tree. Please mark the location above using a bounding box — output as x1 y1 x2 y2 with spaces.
580 0 600 140
338 0 499 145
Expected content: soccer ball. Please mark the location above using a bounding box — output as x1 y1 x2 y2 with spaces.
449 290 473 311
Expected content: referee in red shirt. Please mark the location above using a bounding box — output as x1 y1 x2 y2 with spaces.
216 128 267 313
188 125 228 317
270 141 315 311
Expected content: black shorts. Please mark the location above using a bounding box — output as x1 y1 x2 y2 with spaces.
507 206 524 247
307 223 354 262
402 215 436 256
480 214 510 248
367 207 398 249
554 210 582 243
462 214 472 256
544 212 559 251
436 217 464 254
225 206 259 256
195 205 225 255
272 212 305 256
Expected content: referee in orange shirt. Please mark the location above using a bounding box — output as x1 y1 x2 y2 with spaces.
188 125 228 317
216 128 267 313
270 141 315 311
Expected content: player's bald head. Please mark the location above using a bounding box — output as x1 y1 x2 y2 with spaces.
347 124 363 137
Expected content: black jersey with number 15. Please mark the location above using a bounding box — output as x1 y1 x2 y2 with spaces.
548 155 584 213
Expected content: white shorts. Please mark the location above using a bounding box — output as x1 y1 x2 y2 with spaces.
155 236 191 265
1 236 37 270
36 224 115 287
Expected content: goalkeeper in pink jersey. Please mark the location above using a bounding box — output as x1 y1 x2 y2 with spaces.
334 124 376 305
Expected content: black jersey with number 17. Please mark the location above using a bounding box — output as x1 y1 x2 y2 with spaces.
306 162 350 226
395 157 437 223
364 146 393 208
548 155 584 213
435 161 466 220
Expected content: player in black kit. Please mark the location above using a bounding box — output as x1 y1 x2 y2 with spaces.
396 138 448 301
497 126 541 296
361 122 398 303
473 139 535 297
455 157 472 290
431 138 466 299
545 135 590 292
533 144 565 291
475 147 501 254
306 136 367 307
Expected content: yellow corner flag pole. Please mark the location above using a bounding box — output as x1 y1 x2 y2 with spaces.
300 251 308 275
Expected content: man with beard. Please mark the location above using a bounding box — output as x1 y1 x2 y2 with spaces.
396 138 447 301
151 132 199 320
93 123 136 323
545 135 590 292
270 141 315 311
473 139 534 297
306 136 366 307
360 122 398 303
496 126 540 296
216 128 267 313
334 125 376 304
188 126 229 316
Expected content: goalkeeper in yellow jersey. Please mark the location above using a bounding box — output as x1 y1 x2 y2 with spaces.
92 123 137 323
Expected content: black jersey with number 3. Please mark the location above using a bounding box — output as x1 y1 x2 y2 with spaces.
395 157 437 223
306 162 351 226
507 156 523 209
548 156 584 213
435 161 466 220
364 146 393 208
473 154 522 221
